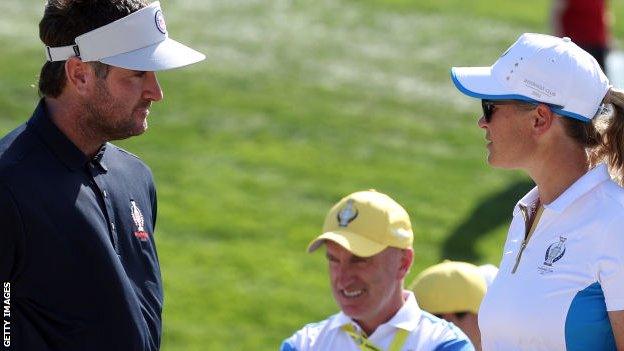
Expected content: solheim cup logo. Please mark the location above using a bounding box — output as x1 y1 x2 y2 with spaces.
337 199 358 227
155 9 167 34
130 200 149 241
544 236 567 266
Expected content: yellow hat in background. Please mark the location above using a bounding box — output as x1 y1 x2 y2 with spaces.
307 190 413 257
409 261 487 315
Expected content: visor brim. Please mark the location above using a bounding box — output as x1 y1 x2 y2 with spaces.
101 37 205 71
307 230 387 258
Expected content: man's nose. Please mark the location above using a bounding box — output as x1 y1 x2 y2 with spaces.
143 71 163 102
334 262 356 287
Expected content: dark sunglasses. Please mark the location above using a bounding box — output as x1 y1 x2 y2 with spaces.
481 99 562 123
481 100 525 123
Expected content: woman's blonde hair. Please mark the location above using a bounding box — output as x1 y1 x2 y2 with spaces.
563 88 624 185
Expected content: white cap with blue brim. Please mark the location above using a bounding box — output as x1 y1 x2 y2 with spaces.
451 33 610 122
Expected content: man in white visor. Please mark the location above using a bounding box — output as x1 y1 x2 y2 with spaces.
0 1 204 350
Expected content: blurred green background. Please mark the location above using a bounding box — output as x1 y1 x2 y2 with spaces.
1 0 622 349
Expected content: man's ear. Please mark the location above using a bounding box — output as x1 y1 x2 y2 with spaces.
532 103 555 136
64 58 95 96
397 248 414 280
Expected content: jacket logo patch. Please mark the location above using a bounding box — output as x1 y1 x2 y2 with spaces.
130 200 149 242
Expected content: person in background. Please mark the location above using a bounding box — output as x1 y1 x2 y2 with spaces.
451 32 624 350
410 261 499 351
551 0 610 68
0 1 204 350
281 190 474 351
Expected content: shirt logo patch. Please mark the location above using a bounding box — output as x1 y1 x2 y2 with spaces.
130 200 149 241
538 236 566 274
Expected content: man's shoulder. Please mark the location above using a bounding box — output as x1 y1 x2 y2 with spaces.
0 123 38 177
105 143 153 175
106 143 145 163
413 311 475 351
280 313 340 351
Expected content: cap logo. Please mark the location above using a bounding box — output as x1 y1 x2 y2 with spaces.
155 9 167 34
337 199 358 227
522 79 556 98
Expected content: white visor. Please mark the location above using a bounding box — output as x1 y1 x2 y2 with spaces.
44 1 205 71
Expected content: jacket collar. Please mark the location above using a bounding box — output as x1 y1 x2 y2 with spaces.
28 99 108 172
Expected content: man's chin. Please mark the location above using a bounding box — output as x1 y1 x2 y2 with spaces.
339 303 367 319
107 126 147 141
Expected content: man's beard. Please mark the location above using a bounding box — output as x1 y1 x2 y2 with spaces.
82 79 149 142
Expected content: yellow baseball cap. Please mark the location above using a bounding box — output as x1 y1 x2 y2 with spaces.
307 190 413 257
409 261 487 315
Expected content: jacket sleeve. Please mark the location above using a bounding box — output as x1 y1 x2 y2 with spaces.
0 183 24 283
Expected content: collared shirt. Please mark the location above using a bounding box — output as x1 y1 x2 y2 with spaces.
0 100 162 350
280 291 474 351
479 164 624 351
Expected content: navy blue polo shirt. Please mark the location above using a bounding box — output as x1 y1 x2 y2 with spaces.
0 100 162 350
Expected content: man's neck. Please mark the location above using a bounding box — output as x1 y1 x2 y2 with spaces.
45 97 104 158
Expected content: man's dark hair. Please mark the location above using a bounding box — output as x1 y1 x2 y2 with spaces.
38 0 148 97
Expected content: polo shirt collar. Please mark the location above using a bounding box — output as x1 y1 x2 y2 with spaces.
514 186 539 216
93 143 109 172
28 99 108 172
327 290 421 333
385 290 421 332
514 164 610 215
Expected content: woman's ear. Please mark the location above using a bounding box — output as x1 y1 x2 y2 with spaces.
532 103 556 136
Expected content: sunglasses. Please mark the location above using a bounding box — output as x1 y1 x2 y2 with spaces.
481 100 525 123
481 100 562 123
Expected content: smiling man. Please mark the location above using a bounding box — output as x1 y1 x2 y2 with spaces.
0 1 204 350
280 190 474 351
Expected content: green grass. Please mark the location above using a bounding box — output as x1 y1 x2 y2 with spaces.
1 0 622 349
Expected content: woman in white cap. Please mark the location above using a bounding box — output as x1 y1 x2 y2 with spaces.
451 33 624 350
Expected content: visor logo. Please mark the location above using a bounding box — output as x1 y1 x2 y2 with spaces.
155 10 167 34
